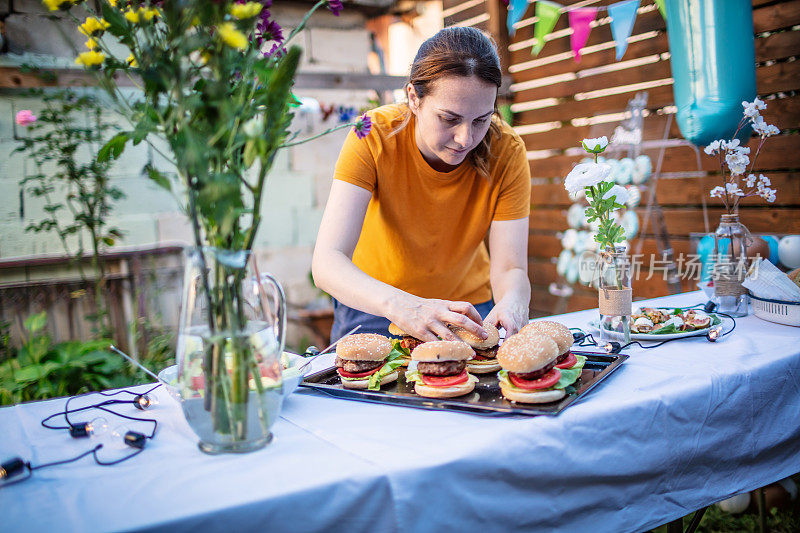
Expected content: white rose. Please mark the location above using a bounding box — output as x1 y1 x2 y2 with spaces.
602 184 630 206
564 163 612 195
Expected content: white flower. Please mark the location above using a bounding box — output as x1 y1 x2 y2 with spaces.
581 136 608 153
704 140 722 155
757 174 771 187
241 115 264 137
745 174 757 187
742 97 765 118
721 139 740 151
758 186 776 202
725 182 744 197
765 124 780 136
602 184 629 206
709 186 725 198
725 152 749 175
564 162 611 195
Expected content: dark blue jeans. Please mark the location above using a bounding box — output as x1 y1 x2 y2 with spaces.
330 298 495 343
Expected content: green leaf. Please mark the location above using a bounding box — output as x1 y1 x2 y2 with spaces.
243 139 258 168
97 132 130 163
24 311 47 334
144 165 172 192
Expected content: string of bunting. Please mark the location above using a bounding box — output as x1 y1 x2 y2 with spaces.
506 0 667 62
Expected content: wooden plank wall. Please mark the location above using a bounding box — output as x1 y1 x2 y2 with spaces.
444 0 800 317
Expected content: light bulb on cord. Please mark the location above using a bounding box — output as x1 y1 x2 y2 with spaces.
70 416 109 439
111 425 147 449
707 325 723 342
134 394 158 410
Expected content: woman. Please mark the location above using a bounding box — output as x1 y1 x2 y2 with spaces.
313 27 531 343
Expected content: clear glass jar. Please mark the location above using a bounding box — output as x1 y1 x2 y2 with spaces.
598 247 632 344
711 214 750 317
176 247 287 454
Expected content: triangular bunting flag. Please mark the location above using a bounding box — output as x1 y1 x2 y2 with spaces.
507 0 530 37
568 7 598 62
532 1 562 56
654 0 666 19
608 0 640 60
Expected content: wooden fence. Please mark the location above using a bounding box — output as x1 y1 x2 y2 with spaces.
444 0 800 316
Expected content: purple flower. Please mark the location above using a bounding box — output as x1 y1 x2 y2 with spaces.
354 113 372 139
328 0 343 16
266 43 287 57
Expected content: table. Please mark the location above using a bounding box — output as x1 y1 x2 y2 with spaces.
3 291 799 532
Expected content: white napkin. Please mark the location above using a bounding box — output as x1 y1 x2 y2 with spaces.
743 258 800 302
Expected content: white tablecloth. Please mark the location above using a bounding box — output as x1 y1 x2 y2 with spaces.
2 291 799 533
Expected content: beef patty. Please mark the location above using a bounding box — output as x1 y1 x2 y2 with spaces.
417 360 466 377
512 360 556 381
335 357 384 374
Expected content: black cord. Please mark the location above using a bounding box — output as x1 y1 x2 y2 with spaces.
62 384 160 429
28 445 102 471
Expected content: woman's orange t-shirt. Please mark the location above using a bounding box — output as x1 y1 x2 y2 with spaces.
332 103 531 304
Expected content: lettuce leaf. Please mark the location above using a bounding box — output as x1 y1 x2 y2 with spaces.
497 356 585 392
366 346 407 390
404 369 422 383
652 323 678 334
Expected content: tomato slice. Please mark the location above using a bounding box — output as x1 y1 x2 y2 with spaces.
338 366 382 379
555 352 577 369
509 367 561 390
421 370 469 387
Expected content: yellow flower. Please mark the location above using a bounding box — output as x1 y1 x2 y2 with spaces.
79 17 110 37
229 2 263 20
142 7 159 21
218 22 248 51
85 38 99 50
124 8 140 23
107 0 118 6
43 0 72 10
75 50 106 67
126 53 138 68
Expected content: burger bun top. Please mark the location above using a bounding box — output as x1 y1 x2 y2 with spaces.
336 333 392 361
387 323 406 337
449 321 499 349
496 333 558 373
519 320 574 354
411 340 474 362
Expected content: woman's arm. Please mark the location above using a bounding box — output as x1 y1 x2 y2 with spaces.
312 179 487 341
484 217 531 336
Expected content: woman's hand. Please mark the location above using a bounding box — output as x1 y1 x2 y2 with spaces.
388 295 488 342
485 298 529 337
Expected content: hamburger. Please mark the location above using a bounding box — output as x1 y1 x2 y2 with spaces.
518 320 582 371
449 321 501 374
335 333 402 390
404 341 478 398
387 323 420 367
496 333 584 404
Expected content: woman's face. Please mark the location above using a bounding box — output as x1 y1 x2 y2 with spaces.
408 75 497 172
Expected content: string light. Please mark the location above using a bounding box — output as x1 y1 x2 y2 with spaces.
134 394 158 410
69 416 109 439
707 325 723 342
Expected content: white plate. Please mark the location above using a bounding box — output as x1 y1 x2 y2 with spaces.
156 352 311 402
586 315 720 341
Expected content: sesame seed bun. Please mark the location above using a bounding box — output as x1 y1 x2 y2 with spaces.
411 340 474 362
466 359 501 373
499 383 566 404
496 333 558 374
336 333 392 361
413 375 477 398
340 370 399 389
387 323 405 337
450 321 500 350
519 321 574 355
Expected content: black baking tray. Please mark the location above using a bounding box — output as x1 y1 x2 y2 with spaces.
299 351 628 416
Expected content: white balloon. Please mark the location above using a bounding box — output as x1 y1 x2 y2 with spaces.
778 235 800 269
557 249 573 277
716 493 750 514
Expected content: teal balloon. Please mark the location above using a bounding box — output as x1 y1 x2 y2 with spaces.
763 235 780 264
665 0 757 146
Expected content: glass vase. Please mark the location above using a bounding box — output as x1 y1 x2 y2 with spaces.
176 247 287 454
598 247 632 345
711 214 750 317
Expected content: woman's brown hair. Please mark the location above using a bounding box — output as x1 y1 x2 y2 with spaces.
392 26 503 177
